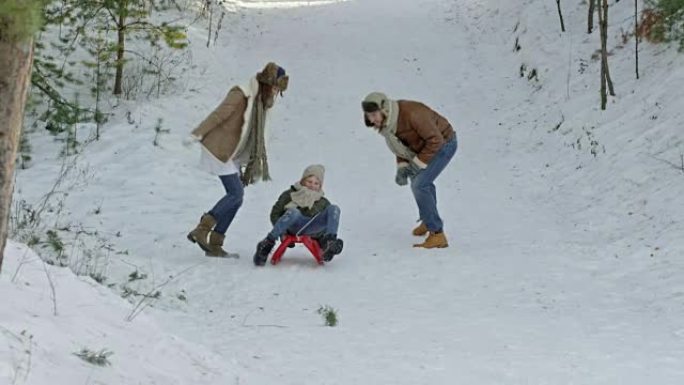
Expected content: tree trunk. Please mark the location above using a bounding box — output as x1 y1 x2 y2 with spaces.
600 55 607 110
635 0 640 79
0 34 35 272
556 0 566 32
207 3 213 48
95 52 102 139
602 0 615 96
113 4 126 95
597 0 615 109
598 0 607 109
588 0 596 34
603 58 616 96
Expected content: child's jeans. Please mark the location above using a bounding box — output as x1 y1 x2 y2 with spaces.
268 205 341 240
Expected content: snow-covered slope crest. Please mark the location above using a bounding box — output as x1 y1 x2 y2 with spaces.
0 241 274 385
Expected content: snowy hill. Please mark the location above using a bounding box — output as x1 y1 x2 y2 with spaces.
0 240 273 384
4 0 684 384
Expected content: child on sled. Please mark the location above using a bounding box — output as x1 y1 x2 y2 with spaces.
253 164 344 265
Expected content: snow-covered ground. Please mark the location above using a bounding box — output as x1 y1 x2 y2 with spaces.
3 0 684 384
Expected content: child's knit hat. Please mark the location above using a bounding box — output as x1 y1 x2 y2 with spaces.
301 164 325 185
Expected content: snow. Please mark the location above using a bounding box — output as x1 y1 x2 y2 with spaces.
3 0 684 384
0 241 269 384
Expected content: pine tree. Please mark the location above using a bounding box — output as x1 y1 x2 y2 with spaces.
29 0 188 144
96 0 188 95
0 0 45 272
646 0 684 50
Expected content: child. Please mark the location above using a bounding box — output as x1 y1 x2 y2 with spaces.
253 164 343 265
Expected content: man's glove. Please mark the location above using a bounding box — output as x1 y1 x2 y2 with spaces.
407 162 422 176
395 161 424 186
395 166 410 186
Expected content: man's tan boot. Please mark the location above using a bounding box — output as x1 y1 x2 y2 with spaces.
187 213 216 252
413 232 449 249
205 231 228 257
412 222 428 237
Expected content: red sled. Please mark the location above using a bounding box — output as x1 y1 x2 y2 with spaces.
270 234 324 265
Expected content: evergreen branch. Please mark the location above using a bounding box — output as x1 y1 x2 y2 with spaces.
31 66 91 113
123 48 159 66
125 19 155 29
103 6 119 27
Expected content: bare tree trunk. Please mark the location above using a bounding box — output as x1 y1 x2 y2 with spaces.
113 4 127 95
556 0 566 32
600 53 607 109
95 51 102 139
598 0 608 109
603 58 616 96
207 2 213 48
635 0 640 79
588 0 596 34
0 33 35 272
214 11 225 46
602 0 615 96
597 0 615 109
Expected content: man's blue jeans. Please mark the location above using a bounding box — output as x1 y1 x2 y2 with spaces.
409 137 457 233
209 174 244 235
268 205 341 240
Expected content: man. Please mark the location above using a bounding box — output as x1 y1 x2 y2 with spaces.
361 92 457 248
186 62 289 257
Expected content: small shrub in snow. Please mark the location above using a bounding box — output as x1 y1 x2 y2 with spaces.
89 272 107 284
27 235 40 247
44 229 66 265
519 63 540 87
128 270 148 282
74 348 113 366
317 305 338 327
153 118 170 146
177 290 187 302
121 285 161 300
121 285 138 298
643 1 684 50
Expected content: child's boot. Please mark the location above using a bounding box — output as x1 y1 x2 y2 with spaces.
253 236 276 266
321 234 344 262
